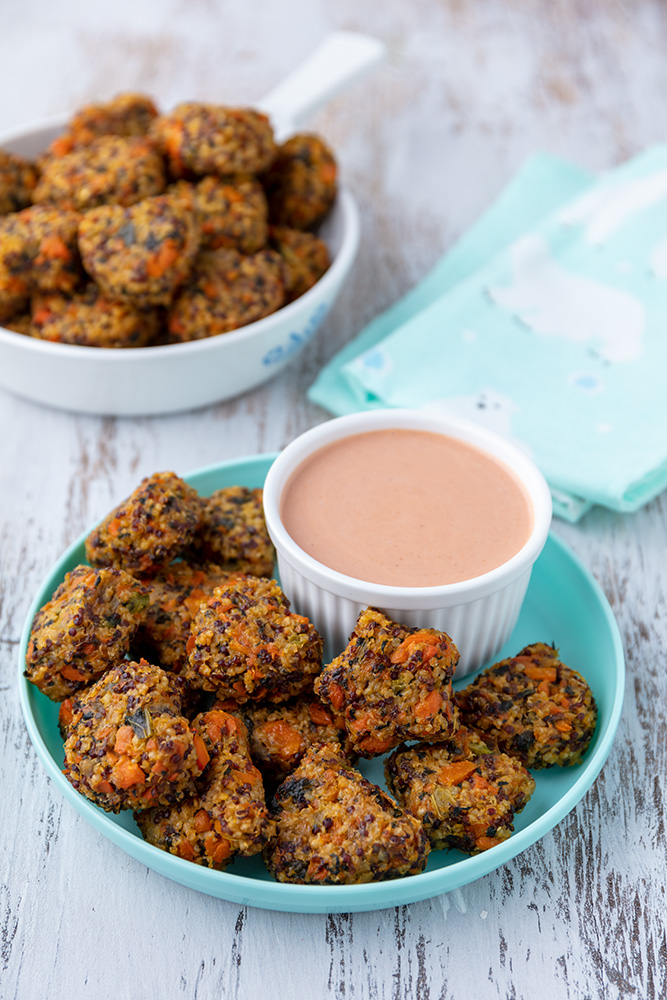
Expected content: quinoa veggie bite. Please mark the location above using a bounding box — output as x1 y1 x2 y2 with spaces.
23 204 83 293
455 642 598 769
242 697 355 784
263 133 337 231
385 728 535 855
33 135 166 211
0 149 39 215
269 225 330 302
78 193 200 306
186 576 323 703
315 608 460 758
63 658 205 813
135 708 274 868
31 285 159 348
167 247 285 342
86 471 201 577
0 214 31 321
24 564 149 702
191 486 275 577
63 92 159 148
175 174 268 253
136 560 239 673
150 103 277 177
264 743 429 884
0 206 82 322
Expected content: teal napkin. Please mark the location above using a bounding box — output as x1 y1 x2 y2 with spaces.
309 149 667 521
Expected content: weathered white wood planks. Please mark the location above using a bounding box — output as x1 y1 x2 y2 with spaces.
2 1 666 997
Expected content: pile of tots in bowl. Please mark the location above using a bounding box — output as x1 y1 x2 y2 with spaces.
25 471 598 885
0 93 335 346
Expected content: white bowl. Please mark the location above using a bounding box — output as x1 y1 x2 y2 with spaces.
263 409 553 678
0 115 360 416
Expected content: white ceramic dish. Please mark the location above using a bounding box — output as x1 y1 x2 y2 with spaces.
0 32 386 415
0 111 359 415
19 453 623 913
263 410 553 677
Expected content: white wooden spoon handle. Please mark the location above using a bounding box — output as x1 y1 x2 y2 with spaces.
257 31 386 139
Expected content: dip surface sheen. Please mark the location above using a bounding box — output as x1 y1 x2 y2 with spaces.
280 429 534 588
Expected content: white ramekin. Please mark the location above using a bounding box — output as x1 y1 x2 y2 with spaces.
263 409 553 678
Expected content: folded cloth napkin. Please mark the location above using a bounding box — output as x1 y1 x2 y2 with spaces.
308 148 667 521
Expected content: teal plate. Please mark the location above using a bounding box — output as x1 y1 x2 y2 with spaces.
18 453 625 914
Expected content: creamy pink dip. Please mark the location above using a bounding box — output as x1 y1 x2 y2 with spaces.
280 429 534 587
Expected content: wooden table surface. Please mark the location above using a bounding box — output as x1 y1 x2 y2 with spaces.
2 2 666 998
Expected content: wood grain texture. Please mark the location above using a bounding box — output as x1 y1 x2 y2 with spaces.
1 1 667 998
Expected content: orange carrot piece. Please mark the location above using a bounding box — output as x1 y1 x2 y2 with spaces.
39 235 71 261
203 715 224 744
146 239 179 278
390 632 440 665
320 163 337 185
61 665 87 682
475 836 498 852
414 690 443 721
205 835 231 864
258 720 304 760
164 123 184 166
177 841 196 862
327 682 345 712
523 665 557 683
438 761 478 785
107 517 123 538
193 733 210 770
114 725 135 754
194 809 212 834
307 860 330 881
49 134 75 157
472 773 495 793
203 709 238 744
111 758 145 789
58 699 74 729
347 709 381 734
169 316 186 336
213 698 240 713
358 734 394 755
308 703 334 726
32 307 53 326
554 720 573 733
184 588 207 617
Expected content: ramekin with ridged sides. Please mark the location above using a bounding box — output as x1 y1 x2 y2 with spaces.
262 409 553 678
